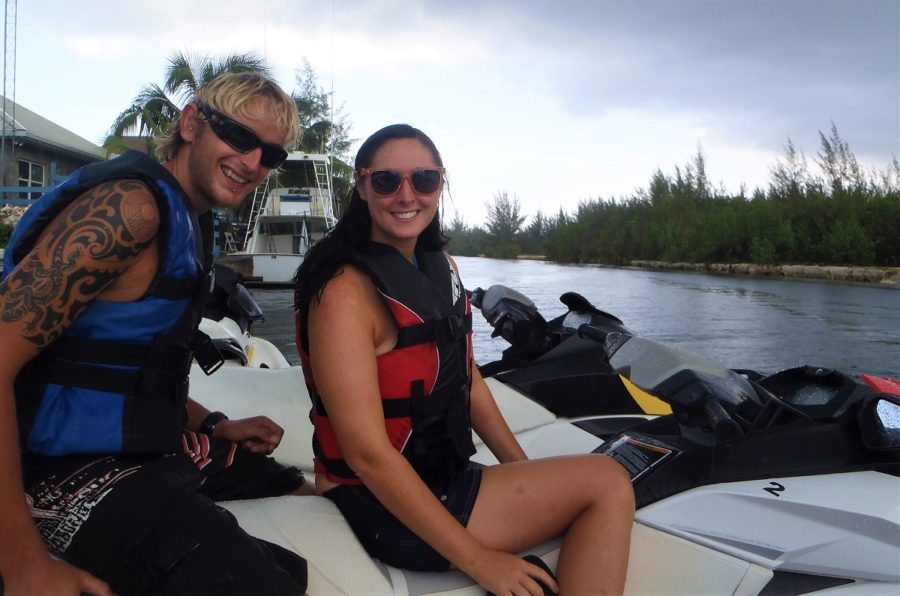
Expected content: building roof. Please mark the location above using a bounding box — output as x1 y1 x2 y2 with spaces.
117 136 151 154
1 96 105 162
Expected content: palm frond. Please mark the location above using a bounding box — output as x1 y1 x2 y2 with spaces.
165 49 204 104
212 52 272 81
108 50 277 152
109 83 178 137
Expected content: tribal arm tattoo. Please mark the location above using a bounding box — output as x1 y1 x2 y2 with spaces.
0 180 159 348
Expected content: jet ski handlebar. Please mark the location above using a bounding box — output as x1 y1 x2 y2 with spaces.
702 393 744 444
474 284 757 443
575 323 607 344
205 264 265 333
577 322 752 445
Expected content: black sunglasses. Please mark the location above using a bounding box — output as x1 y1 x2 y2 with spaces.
196 101 288 169
357 168 445 196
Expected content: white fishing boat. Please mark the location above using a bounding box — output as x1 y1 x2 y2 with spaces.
218 152 337 287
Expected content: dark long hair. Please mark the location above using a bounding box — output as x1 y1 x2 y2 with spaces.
293 124 449 323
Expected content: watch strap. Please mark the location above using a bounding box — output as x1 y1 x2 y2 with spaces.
200 411 228 435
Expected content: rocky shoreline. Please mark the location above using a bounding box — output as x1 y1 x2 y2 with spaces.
629 260 899 286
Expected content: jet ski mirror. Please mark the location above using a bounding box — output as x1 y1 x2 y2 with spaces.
858 394 900 451
559 292 624 327
225 284 265 328
205 264 265 334
470 285 548 357
470 285 536 321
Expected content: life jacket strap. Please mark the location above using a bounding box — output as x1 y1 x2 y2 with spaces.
28 359 189 405
311 390 413 419
395 312 472 348
150 274 205 300
42 336 151 367
191 330 225 375
312 382 461 420
314 453 358 480
41 335 195 373
407 382 476 478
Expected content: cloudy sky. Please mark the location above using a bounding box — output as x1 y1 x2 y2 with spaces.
15 0 899 225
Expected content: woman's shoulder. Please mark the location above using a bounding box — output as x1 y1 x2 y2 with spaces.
309 262 394 345
315 263 380 310
444 251 459 270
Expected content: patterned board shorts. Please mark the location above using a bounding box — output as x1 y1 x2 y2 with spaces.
23 430 305 555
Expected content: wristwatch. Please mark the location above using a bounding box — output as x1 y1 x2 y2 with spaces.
200 411 228 436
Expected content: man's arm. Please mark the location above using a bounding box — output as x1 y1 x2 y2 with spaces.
185 398 285 455
0 180 159 595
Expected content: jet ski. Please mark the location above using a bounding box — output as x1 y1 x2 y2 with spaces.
191 275 900 594
471 284 673 418
198 264 291 369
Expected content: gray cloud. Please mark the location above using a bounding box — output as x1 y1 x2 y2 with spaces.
418 0 898 159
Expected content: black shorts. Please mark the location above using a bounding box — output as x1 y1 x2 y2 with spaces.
20 431 307 595
23 430 306 508
325 467 483 572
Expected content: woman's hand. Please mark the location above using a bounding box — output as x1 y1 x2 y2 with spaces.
465 547 558 596
214 416 284 454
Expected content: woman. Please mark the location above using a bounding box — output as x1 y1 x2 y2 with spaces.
294 124 634 594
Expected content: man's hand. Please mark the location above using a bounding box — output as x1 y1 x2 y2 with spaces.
213 416 284 454
3 555 111 596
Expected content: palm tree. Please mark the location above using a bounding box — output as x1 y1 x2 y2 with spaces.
104 50 273 157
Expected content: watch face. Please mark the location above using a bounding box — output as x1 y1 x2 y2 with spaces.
202 411 228 435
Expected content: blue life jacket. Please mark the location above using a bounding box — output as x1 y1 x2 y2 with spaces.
3 151 216 455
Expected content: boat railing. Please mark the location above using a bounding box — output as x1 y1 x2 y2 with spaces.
240 154 336 253
243 177 271 249
314 160 337 227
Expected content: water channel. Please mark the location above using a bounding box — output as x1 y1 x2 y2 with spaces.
251 257 900 379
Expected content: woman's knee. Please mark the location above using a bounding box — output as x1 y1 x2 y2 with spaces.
581 455 635 513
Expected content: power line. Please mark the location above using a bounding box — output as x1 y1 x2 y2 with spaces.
1 0 16 189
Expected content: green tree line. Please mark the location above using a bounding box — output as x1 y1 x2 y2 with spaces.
448 125 900 267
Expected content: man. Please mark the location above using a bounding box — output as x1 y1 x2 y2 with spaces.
0 72 311 595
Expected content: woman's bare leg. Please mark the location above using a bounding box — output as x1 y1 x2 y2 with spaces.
466 454 634 594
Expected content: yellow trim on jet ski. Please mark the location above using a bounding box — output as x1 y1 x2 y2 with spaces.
620 375 672 415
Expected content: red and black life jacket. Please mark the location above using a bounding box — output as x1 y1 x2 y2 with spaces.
298 242 476 484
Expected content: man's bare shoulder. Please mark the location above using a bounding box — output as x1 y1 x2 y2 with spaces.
0 179 161 348
57 179 161 249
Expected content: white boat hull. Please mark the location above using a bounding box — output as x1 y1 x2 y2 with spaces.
217 253 302 287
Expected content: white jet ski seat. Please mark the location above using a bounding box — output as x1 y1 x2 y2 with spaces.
191 365 774 594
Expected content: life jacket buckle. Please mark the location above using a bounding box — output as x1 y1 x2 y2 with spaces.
446 315 467 340
192 331 225 375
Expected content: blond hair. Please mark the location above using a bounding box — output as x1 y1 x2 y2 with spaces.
156 72 299 162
